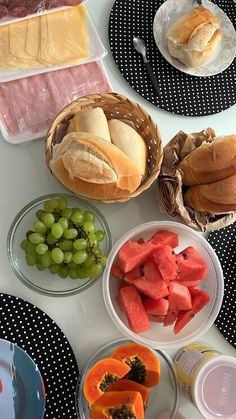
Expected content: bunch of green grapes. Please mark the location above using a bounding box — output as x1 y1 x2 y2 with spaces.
20 197 107 279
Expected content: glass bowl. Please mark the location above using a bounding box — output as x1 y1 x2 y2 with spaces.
102 221 224 350
75 338 180 419
7 193 112 297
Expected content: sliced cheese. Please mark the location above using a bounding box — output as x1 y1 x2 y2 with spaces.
26 17 40 60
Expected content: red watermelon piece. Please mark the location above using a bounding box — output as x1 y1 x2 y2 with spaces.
123 266 142 285
117 285 150 333
143 259 162 281
118 240 155 273
174 311 195 334
111 262 124 280
148 315 165 323
143 298 169 316
148 230 179 249
177 280 200 288
134 275 169 300
153 245 178 282
168 282 192 312
164 311 177 327
177 246 208 281
137 238 145 244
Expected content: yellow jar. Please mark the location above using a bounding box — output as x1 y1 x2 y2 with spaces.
174 342 236 419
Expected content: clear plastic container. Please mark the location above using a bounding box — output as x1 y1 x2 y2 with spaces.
102 221 224 350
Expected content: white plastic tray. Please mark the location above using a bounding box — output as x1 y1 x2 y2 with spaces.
0 10 107 83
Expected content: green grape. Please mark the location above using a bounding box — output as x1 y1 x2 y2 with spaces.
76 266 89 279
51 223 64 239
33 220 47 235
26 253 37 266
51 248 64 264
70 210 83 225
91 263 103 277
64 251 73 264
48 198 59 209
26 242 37 254
36 253 42 263
61 208 72 219
46 233 57 246
43 201 54 213
88 233 98 248
20 239 29 251
68 262 78 270
72 251 88 265
93 248 102 257
58 217 68 232
98 255 107 267
73 238 88 251
68 267 78 279
50 264 60 274
58 239 73 252
95 230 105 242
83 221 95 234
28 232 45 245
83 210 95 223
58 197 68 210
63 228 78 240
36 210 46 221
84 255 95 268
43 213 55 228
58 265 68 278
36 261 46 271
41 251 52 267
36 243 48 255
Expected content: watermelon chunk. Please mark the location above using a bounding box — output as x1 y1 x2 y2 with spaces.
177 246 208 281
123 266 142 285
177 280 200 288
111 262 124 280
168 282 192 312
148 230 179 249
117 285 150 333
163 311 177 327
137 238 145 244
143 259 162 281
118 240 155 273
153 245 178 282
143 298 169 316
134 275 169 300
174 311 195 334
148 315 165 323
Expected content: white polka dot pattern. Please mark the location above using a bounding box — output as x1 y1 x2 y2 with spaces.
208 223 236 348
109 0 236 116
0 293 79 418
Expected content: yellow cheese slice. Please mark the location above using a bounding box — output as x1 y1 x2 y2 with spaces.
0 25 15 69
26 17 40 60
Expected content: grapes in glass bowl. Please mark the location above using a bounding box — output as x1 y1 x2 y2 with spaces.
7 194 112 296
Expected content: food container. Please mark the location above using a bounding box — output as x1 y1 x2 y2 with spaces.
45 92 163 203
7 193 112 297
75 338 180 419
174 342 236 419
158 129 236 232
102 221 224 349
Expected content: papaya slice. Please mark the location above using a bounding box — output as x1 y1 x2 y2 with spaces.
90 390 144 419
112 343 160 388
83 358 131 405
107 379 149 408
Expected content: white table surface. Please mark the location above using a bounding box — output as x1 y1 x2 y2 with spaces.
0 0 235 418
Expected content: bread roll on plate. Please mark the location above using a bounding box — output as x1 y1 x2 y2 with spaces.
179 135 236 185
108 119 148 178
67 107 111 142
184 174 236 213
50 132 142 200
166 6 222 68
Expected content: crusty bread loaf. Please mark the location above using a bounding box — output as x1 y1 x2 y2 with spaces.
178 135 236 186
108 119 148 178
184 174 236 213
67 107 111 142
166 6 222 68
49 132 142 200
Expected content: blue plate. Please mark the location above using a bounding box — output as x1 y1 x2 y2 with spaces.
0 339 46 419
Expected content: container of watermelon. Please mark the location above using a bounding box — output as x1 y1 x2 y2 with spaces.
102 221 224 350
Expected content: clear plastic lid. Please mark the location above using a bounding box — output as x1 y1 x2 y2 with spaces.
194 355 236 419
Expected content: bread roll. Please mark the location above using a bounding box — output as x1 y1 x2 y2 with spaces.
166 7 222 68
184 174 236 213
50 132 142 200
108 119 147 178
67 107 111 142
178 135 236 186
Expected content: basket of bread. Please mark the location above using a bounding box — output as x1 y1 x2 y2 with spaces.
45 93 163 203
158 128 236 232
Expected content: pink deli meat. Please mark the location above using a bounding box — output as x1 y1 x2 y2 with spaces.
0 61 111 143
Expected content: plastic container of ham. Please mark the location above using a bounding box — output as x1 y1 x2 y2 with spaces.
0 61 112 144
0 0 87 26
0 7 107 83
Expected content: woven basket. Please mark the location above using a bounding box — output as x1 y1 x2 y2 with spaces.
45 92 163 203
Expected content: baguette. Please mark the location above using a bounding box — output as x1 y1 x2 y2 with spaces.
184 174 236 213
179 135 236 186
50 132 142 200
67 107 111 142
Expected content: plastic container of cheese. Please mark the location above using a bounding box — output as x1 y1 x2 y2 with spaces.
0 61 112 144
0 6 106 82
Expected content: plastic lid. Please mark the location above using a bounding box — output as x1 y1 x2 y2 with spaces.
194 355 236 418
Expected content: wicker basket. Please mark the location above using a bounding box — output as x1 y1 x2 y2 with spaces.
45 92 163 203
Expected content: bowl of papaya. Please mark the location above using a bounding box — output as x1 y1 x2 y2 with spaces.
102 221 224 350
76 338 180 419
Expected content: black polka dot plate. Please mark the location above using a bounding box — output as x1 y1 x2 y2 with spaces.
109 0 236 116
0 293 79 419
208 223 236 348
